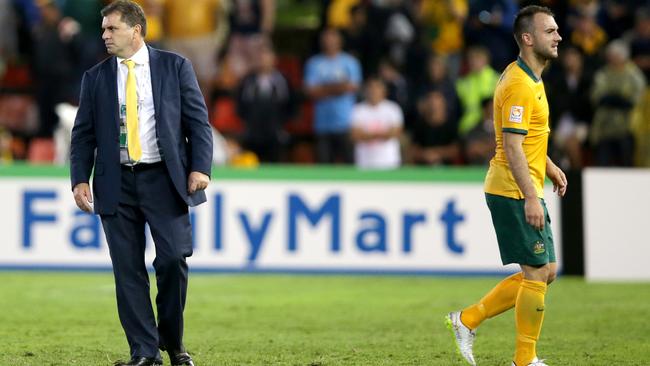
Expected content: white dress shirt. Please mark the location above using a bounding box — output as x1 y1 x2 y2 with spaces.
116 43 161 164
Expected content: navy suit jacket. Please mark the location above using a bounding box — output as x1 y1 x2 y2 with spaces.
70 46 213 215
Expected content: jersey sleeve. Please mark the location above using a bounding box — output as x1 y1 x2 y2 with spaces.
501 82 534 135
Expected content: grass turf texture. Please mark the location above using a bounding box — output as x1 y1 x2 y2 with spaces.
0 273 648 365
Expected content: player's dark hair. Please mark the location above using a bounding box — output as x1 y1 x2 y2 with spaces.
101 0 147 37
513 5 554 47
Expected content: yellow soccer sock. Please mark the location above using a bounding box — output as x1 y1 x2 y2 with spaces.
513 279 547 366
461 272 523 330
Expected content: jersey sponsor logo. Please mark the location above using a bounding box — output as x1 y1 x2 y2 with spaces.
533 240 545 254
509 106 524 123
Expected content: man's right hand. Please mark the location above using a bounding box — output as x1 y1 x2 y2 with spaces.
73 183 94 213
524 197 544 230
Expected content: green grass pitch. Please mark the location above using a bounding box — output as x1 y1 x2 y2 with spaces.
0 272 648 365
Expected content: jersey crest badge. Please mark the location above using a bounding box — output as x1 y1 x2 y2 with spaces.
533 241 546 254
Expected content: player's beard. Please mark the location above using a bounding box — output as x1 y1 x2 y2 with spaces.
532 43 558 64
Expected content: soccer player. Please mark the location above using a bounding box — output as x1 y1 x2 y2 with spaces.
446 5 566 366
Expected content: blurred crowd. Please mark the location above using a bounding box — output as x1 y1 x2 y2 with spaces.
1 0 649 169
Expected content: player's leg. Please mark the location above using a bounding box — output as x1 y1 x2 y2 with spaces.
447 194 556 366
446 194 520 366
447 272 525 366
448 271 524 366
463 193 531 329
461 271 523 330
513 196 557 366
490 194 556 365
459 260 556 332
546 262 557 284
513 264 549 366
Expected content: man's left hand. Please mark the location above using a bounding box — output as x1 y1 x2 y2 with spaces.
188 171 210 194
547 163 567 197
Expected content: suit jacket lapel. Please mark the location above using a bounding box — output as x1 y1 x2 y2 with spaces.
148 45 162 120
106 57 120 133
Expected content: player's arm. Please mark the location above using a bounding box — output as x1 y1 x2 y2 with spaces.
501 82 544 229
546 156 567 197
503 131 544 230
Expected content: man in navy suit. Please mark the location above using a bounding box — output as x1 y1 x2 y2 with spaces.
70 1 212 365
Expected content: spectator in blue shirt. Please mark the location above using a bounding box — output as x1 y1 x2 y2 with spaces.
304 28 362 163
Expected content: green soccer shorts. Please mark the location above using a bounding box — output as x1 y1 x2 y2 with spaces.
485 193 556 266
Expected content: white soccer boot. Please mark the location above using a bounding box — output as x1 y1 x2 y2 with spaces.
511 357 548 365
446 311 476 365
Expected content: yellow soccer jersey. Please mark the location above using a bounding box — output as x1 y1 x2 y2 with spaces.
484 57 550 199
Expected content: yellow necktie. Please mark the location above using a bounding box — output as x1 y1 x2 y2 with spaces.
123 59 142 161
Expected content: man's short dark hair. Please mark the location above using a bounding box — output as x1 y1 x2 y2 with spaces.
365 75 385 87
513 5 554 47
101 0 147 37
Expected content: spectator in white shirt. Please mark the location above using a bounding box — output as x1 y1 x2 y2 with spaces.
350 77 404 169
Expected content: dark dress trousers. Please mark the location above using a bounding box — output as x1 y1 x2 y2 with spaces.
70 46 212 359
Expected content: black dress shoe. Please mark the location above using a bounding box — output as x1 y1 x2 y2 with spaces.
113 356 163 366
170 352 195 366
